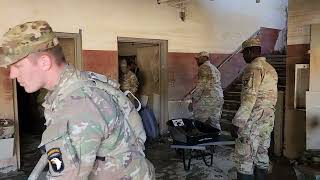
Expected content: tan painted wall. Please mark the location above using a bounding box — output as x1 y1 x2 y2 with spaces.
288 0 320 45
0 0 286 53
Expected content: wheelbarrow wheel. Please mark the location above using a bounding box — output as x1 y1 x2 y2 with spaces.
201 151 213 167
182 149 192 171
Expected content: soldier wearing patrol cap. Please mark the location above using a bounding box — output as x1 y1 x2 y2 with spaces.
0 21 155 179
232 38 278 180
189 51 224 130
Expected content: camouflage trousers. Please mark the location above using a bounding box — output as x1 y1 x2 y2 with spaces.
193 98 224 130
89 155 155 180
234 107 275 175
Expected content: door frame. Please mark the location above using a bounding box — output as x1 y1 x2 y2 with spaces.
13 30 83 169
117 37 168 134
55 30 83 70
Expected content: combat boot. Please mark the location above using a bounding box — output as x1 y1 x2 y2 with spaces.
237 172 254 180
254 168 268 180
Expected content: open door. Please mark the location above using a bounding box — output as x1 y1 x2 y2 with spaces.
136 46 161 126
117 37 168 134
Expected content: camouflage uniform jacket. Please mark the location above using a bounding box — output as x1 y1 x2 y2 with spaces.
120 70 139 95
39 65 153 179
232 57 278 128
192 61 223 104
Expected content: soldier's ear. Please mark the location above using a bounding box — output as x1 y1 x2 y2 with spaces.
38 54 52 71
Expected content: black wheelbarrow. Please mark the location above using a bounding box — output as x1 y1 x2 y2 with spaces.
167 119 235 170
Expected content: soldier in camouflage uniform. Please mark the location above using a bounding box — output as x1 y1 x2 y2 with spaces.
232 38 278 180
119 59 139 103
0 21 154 180
191 51 224 130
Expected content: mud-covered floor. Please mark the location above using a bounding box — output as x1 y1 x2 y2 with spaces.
146 141 235 180
145 139 297 180
0 136 297 180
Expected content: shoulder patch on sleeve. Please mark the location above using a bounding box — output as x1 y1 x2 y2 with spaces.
47 148 64 173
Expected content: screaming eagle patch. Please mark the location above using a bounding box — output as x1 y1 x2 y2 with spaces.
47 148 64 173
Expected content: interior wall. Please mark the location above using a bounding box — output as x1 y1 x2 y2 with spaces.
0 0 287 138
168 27 281 101
0 0 286 53
288 0 320 45
0 0 287 99
285 0 320 158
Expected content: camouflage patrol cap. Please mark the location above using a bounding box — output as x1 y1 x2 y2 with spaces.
0 20 59 68
241 38 261 52
195 51 210 59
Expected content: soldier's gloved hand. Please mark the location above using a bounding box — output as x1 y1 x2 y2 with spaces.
231 124 239 138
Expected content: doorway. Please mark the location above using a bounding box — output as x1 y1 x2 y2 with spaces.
117 37 168 134
15 31 82 172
